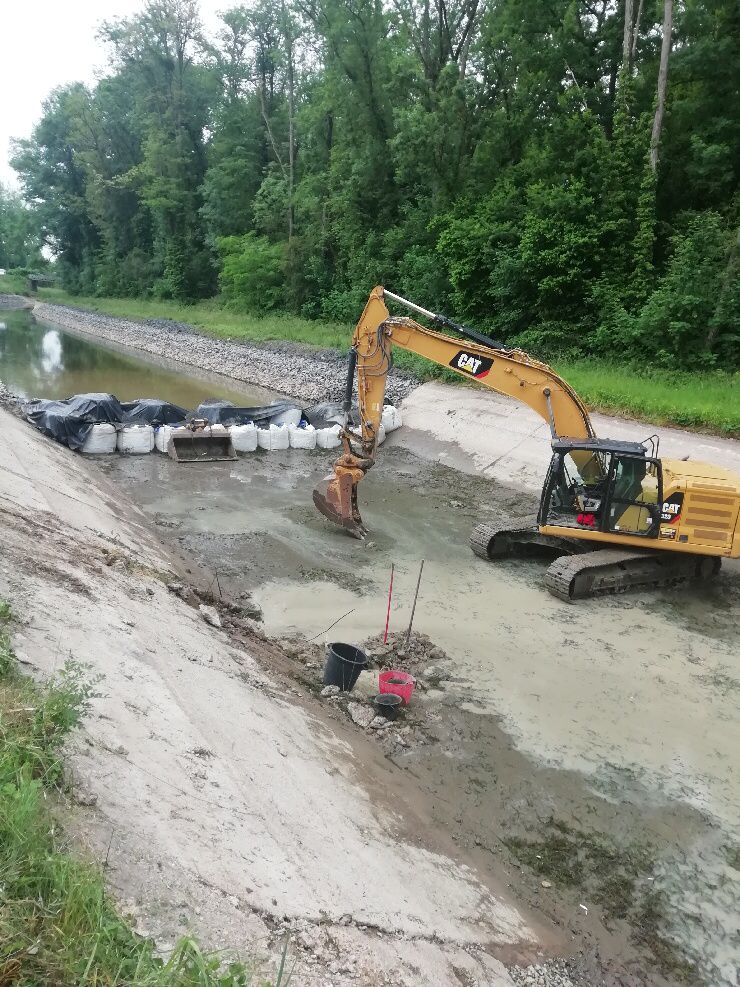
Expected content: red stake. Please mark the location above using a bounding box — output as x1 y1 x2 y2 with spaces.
383 563 395 644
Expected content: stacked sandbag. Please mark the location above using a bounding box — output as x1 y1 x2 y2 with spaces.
316 424 343 449
81 423 117 455
346 423 386 446
154 424 176 453
117 424 155 454
288 423 317 449
257 424 290 451
230 423 259 452
382 405 402 432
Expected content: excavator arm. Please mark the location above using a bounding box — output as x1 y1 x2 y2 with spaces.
313 286 595 538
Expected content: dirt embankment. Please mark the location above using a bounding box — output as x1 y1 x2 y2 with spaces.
0 405 552 986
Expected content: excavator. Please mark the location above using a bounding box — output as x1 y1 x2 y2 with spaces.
312 286 740 600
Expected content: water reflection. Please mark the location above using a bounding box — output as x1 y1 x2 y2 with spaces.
0 308 275 409
40 330 64 374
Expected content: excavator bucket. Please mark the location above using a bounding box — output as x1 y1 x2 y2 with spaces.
167 423 237 463
313 469 367 539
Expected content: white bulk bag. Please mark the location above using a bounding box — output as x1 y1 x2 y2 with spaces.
230 423 259 453
288 423 317 450
81 423 117 455
257 424 290 451
117 424 155 454
316 424 343 450
382 405 402 432
346 423 385 447
154 424 176 453
269 406 302 427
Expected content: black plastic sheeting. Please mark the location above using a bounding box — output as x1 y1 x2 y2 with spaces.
23 393 125 451
194 400 303 426
121 398 188 426
303 402 349 429
22 393 312 450
23 394 189 450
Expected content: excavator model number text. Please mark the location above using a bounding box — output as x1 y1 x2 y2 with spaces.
450 351 494 379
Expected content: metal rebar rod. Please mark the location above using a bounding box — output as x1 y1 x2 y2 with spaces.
404 560 425 649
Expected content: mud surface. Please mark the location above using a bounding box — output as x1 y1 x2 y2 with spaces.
103 438 740 986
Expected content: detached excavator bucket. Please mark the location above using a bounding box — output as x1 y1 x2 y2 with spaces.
313 469 366 539
167 423 237 463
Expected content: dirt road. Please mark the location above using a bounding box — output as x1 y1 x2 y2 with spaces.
398 381 740 491
0 406 547 986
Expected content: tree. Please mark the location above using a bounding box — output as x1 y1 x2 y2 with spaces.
649 0 674 173
0 185 44 269
7 0 739 369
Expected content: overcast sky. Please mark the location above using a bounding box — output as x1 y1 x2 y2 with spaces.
0 0 223 189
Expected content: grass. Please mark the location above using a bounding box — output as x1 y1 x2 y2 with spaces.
8 278 738 435
0 602 289 986
0 271 29 295
504 818 701 982
558 358 739 436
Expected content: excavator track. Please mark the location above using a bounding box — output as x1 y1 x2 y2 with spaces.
470 518 586 560
544 549 721 602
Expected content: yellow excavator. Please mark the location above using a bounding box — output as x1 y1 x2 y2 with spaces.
313 286 740 600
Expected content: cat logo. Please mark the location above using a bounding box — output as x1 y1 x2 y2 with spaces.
660 492 684 523
449 350 494 379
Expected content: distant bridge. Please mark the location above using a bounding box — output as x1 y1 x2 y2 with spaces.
27 273 56 292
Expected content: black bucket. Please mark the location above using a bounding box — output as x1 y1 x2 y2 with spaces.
323 643 367 692
373 693 403 720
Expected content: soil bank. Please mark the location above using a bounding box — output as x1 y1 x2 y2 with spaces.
0 404 551 986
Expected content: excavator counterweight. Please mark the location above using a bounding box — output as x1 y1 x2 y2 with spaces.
312 287 740 599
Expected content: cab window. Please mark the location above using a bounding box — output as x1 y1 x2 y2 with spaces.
545 451 609 530
606 456 660 537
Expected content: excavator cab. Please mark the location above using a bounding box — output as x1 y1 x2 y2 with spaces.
540 439 662 539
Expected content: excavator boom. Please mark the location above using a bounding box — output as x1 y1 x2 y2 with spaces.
312 286 740 598
313 286 593 537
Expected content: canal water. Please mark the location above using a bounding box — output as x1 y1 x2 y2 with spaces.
0 307 276 409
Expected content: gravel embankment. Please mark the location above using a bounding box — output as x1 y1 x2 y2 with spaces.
32 302 418 406
0 293 32 310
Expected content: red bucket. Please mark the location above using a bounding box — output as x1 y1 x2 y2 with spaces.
379 670 416 705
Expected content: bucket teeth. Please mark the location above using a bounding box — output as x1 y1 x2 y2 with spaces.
313 473 366 539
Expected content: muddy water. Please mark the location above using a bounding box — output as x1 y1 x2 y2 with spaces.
104 442 740 984
0 307 276 408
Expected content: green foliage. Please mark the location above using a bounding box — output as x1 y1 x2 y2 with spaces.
7 0 740 369
218 233 287 312
631 212 739 368
0 186 44 269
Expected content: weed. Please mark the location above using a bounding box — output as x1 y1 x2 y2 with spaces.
504 831 584 887
504 818 701 979
725 844 740 871
634 891 700 983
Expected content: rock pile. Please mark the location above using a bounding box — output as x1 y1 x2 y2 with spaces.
0 293 31 310
33 302 418 406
